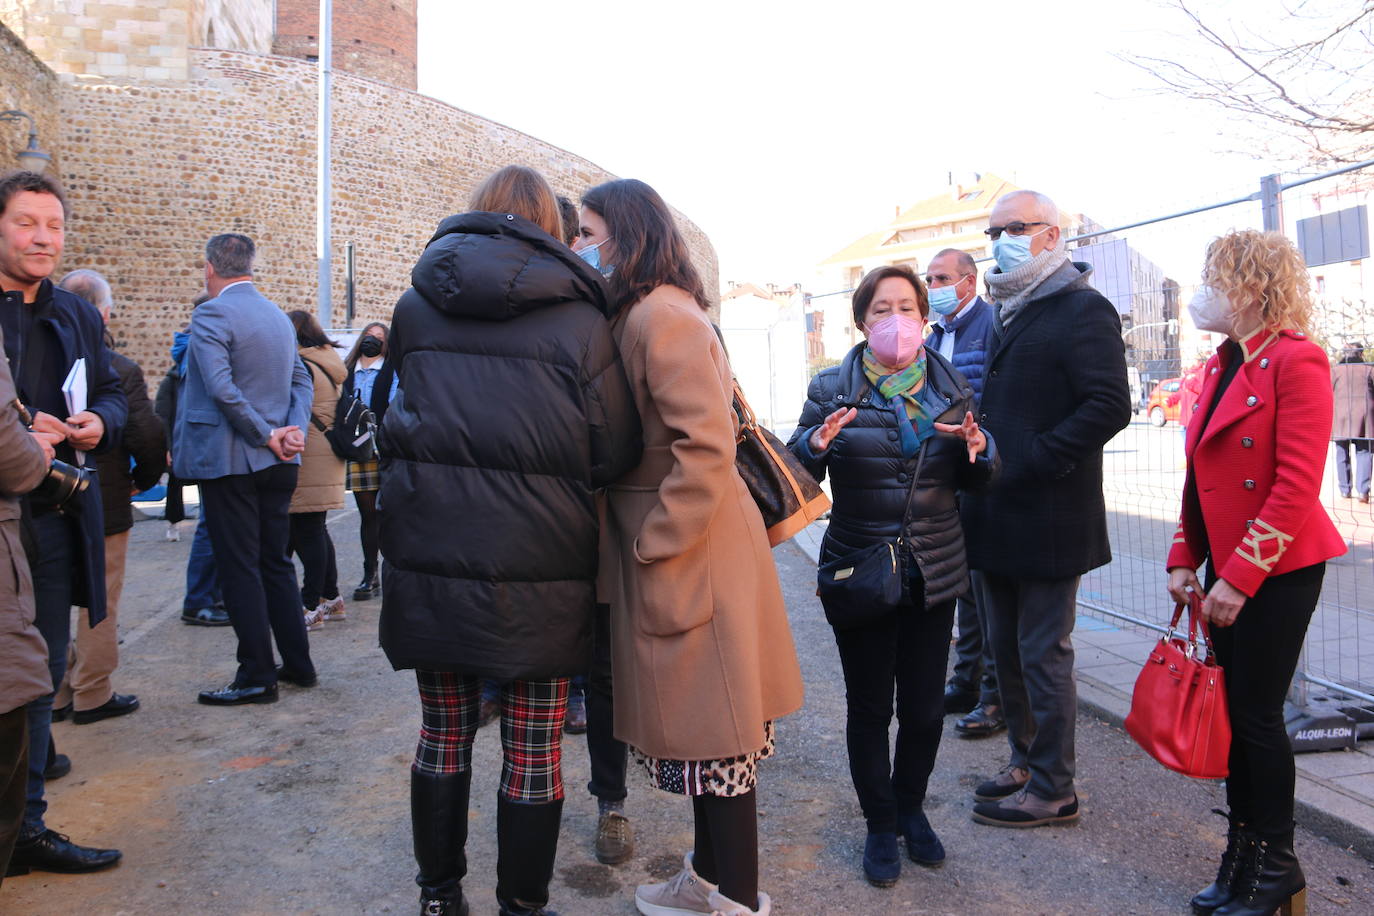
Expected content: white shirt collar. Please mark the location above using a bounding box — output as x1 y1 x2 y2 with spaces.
220 280 253 294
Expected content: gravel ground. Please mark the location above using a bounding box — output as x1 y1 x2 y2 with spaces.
3 509 1372 915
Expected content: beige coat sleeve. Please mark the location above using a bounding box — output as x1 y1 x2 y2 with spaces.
629 301 736 563
0 330 48 500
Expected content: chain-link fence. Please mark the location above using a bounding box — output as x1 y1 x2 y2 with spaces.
806 161 1374 707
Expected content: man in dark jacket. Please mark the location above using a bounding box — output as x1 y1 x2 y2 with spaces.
925 248 1005 737
0 327 62 886
1331 342 1374 502
52 269 165 725
0 170 125 874
962 190 1131 828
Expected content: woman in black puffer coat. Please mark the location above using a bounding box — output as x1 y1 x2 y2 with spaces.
378 166 641 916
787 264 998 890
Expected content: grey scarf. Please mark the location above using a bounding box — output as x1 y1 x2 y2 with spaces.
986 245 1070 326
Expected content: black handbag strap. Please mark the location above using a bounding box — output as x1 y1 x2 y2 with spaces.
896 444 928 548
300 354 341 434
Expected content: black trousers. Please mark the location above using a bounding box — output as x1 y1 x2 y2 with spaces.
948 570 998 704
200 464 314 687
585 603 628 802
1205 560 1324 836
0 706 28 887
832 592 955 834
288 511 339 609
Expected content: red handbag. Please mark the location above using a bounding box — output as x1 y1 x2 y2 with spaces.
1124 593 1232 779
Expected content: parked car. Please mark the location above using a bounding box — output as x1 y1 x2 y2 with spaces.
1147 377 1182 426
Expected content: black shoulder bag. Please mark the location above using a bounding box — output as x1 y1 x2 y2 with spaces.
815 445 926 630
315 363 377 462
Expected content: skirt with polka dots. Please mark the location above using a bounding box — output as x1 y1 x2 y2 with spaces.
631 721 776 797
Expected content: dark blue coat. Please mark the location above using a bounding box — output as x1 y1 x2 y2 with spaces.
25 281 127 625
925 296 999 404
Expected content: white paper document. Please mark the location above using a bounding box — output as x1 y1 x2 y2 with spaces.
62 358 87 417
62 358 88 466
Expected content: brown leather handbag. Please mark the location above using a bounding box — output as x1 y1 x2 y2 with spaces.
730 378 830 547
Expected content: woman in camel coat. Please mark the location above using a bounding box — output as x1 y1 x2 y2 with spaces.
286 310 347 626
582 178 802 916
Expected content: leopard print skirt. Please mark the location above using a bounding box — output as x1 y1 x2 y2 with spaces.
631 721 776 797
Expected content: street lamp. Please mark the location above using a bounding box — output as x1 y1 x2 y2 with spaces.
0 110 51 173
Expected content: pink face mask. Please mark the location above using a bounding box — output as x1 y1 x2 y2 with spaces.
866 313 926 369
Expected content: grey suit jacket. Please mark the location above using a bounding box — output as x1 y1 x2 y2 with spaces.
173 282 312 481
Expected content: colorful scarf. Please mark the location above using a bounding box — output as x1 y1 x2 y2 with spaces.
863 347 935 458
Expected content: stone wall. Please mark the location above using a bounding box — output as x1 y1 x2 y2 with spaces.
0 0 195 81
0 20 60 173
272 0 416 90
55 48 718 380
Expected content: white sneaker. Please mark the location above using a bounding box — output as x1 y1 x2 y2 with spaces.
165 522 180 542
303 606 325 631
319 596 346 621
707 890 771 916
635 852 717 915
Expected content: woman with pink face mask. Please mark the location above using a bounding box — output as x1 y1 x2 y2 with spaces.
787 264 998 890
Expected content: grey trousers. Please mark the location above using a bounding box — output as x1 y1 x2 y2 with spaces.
948 570 998 704
979 572 1080 799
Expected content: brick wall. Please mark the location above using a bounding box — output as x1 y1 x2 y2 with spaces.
55 48 718 382
273 0 416 90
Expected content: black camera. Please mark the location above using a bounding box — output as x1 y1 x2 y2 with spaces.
31 458 93 513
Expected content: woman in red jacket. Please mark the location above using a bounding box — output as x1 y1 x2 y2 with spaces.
1167 230 1345 916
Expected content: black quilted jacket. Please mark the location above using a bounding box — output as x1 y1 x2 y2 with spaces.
377 211 642 677
788 343 998 608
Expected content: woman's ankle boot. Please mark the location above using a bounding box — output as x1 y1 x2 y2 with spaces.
1215 830 1306 916
496 796 564 915
1191 811 1249 914
412 769 472 916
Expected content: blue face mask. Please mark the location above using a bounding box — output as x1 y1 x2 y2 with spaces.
992 233 1034 272
928 281 964 316
576 237 614 278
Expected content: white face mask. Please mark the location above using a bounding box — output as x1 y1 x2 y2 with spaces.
1188 285 1234 335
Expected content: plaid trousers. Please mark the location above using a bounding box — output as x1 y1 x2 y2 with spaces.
413 670 569 803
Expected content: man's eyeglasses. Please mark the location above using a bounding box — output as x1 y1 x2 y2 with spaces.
984 221 1048 241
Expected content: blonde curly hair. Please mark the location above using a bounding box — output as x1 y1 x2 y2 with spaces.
1202 230 1314 336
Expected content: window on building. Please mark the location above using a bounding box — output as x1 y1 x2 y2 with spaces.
1316 275 1326 294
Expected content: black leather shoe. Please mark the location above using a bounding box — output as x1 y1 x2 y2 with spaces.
73 693 140 725
955 702 1006 737
943 682 978 715
44 752 71 781
6 829 121 874
198 683 278 706
182 606 231 626
353 574 380 601
51 702 73 722
275 666 318 688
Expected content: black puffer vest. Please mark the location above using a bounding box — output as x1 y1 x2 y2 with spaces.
788 343 999 608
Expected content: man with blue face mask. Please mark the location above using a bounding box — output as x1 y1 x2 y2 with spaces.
924 250 1005 739
961 190 1131 829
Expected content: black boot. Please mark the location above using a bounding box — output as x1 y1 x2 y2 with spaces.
412 770 472 916
1191 810 1250 914
1215 830 1306 916
496 796 564 916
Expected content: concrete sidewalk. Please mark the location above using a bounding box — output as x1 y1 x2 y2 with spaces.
791 519 1374 860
